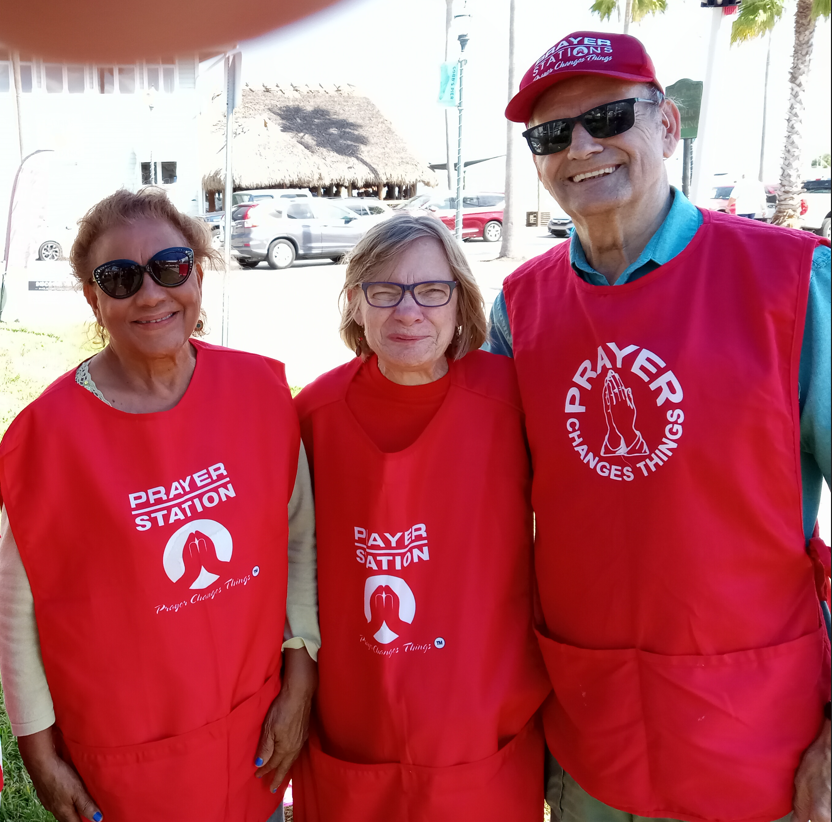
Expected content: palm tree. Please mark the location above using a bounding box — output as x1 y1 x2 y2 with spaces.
733 0 831 226
590 0 668 33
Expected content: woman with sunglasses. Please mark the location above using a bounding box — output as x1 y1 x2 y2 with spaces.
0 188 319 822
291 213 550 822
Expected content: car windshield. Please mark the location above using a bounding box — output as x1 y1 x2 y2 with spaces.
712 186 734 199
803 179 831 192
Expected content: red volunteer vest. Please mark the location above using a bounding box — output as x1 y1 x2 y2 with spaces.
0 341 299 822
504 211 831 822
292 351 550 822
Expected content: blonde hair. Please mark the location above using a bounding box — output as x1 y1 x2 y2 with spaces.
70 187 220 347
339 212 487 360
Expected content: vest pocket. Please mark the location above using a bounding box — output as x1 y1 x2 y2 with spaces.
63 671 282 822
295 717 544 822
536 626 830 822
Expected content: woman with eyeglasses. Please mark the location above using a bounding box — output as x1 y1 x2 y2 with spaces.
0 188 319 822
292 213 550 822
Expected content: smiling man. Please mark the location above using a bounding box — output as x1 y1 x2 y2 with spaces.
486 31 831 822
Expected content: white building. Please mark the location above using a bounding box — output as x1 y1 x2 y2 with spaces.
0 48 207 266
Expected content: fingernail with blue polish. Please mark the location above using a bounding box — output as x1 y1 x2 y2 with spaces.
255 757 264 767
93 813 103 822
272 788 277 794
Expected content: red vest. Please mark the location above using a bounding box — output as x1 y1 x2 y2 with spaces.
0 341 299 822
292 351 550 822
504 211 831 822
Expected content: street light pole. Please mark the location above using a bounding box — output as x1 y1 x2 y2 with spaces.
1 150 54 322
454 12 470 242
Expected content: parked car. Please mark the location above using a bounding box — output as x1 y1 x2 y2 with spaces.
202 190 314 242
232 188 312 206
230 198 364 269
400 192 505 242
799 177 831 239
336 197 394 225
707 183 778 221
547 203 574 237
37 225 78 261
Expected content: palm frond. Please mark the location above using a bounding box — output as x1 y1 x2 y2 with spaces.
631 0 668 23
731 0 785 43
589 0 619 22
812 0 831 19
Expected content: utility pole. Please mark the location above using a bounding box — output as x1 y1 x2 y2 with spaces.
453 3 471 242
222 51 241 347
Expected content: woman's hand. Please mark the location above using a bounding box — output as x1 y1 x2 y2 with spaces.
254 647 318 793
18 727 103 822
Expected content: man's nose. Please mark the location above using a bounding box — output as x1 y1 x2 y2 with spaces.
567 123 604 161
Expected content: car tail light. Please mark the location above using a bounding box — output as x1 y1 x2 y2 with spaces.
728 201 736 216
800 198 808 216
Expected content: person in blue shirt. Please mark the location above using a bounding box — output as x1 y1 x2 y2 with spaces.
490 30 831 822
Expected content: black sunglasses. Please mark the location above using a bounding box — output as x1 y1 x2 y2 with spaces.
522 97 662 156
92 246 194 299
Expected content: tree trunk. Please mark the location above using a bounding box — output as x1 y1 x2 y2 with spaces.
498 0 523 259
772 0 816 226
758 28 772 182
623 0 633 33
444 0 454 190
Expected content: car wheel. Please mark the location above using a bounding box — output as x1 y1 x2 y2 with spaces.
821 217 831 241
330 255 344 263
38 241 62 261
238 259 259 269
483 221 502 242
267 240 296 270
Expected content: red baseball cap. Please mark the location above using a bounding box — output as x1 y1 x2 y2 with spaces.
505 32 664 124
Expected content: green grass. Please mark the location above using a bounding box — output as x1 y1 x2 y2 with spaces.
1 323 90 819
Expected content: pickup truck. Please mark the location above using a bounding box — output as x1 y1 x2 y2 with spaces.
800 178 831 240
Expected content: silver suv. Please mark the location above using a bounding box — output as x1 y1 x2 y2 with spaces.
231 198 364 269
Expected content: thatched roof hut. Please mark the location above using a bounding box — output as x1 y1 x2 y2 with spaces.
201 83 437 198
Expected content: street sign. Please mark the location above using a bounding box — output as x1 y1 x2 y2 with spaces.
667 78 704 140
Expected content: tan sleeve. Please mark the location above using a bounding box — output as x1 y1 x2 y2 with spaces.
0 507 56 736
281 442 321 661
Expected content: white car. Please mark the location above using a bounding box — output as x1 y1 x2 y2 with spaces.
336 198 394 226
799 178 831 239
38 224 78 261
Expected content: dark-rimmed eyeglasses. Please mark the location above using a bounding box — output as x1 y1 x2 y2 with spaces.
361 280 457 308
522 97 662 156
92 246 194 299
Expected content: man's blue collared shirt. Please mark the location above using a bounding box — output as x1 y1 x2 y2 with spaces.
484 189 831 540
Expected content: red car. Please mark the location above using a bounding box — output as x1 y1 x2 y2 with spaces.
400 192 505 241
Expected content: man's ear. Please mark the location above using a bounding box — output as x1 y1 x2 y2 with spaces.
661 98 682 159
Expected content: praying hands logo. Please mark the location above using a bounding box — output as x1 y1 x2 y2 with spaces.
601 370 649 456
163 519 233 589
364 575 416 645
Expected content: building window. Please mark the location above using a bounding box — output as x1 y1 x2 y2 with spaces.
18 55 34 92
44 64 86 93
67 65 85 93
0 51 9 93
98 67 115 93
141 161 177 185
45 64 63 93
160 162 177 184
146 63 175 93
118 66 135 93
